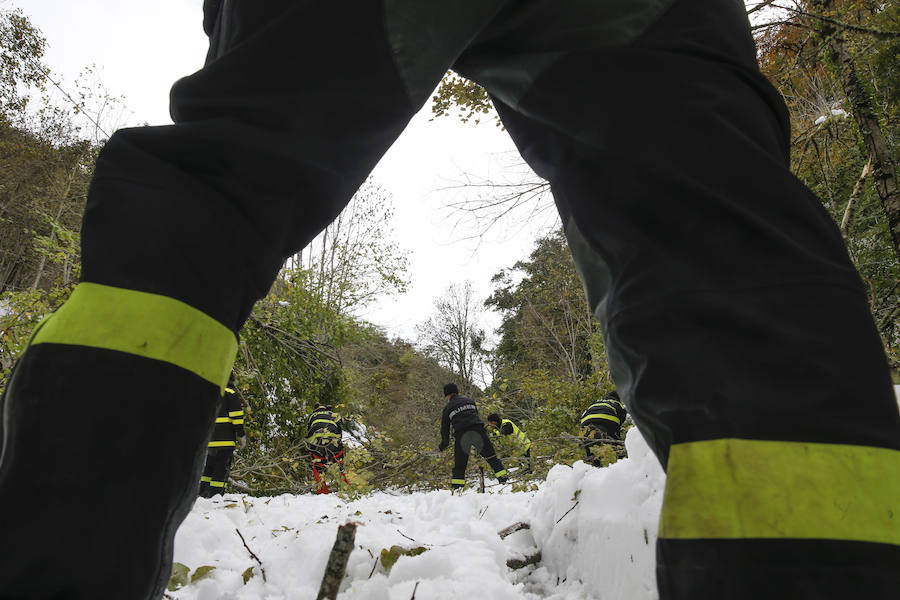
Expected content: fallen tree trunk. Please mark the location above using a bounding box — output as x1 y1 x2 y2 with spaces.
316 522 358 600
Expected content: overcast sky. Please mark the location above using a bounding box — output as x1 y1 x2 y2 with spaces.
10 0 556 342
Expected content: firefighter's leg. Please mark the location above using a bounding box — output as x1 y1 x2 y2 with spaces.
454 0 900 595
199 451 215 498
451 438 470 490
208 448 234 497
310 455 328 495
0 3 516 597
333 449 350 485
478 430 508 483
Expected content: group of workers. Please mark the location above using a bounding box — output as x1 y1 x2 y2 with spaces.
197 377 348 496
2 0 896 596
199 378 627 497
440 382 629 489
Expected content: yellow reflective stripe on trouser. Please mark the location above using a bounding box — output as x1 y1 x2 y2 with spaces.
660 438 900 545
229 411 244 418
30 282 237 390
208 441 236 447
451 479 466 485
215 417 231 423
209 480 226 488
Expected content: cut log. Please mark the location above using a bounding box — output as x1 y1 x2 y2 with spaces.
316 522 358 600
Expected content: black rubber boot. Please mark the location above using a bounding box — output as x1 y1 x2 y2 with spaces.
0 344 218 600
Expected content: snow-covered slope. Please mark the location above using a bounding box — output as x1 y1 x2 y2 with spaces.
169 385 900 598
169 427 665 599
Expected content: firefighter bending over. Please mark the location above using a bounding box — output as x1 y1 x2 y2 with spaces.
438 383 507 489
487 413 533 472
581 390 628 466
305 404 348 494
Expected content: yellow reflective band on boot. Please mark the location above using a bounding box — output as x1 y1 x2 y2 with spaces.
30 283 237 390
660 438 900 545
451 479 467 485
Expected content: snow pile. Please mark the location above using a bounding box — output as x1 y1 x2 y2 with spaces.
169 426 665 599
814 107 849 125
529 429 665 599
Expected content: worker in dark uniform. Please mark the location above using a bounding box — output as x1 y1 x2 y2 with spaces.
2 1 898 598
581 390 628 465
199 377 246 497
439 383 508 489
487 413 532 472
305 404 349 494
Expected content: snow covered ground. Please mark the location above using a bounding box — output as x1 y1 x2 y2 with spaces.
169 387 900 599
169 427 665 600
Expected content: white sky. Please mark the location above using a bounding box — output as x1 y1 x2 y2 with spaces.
10 0 556 342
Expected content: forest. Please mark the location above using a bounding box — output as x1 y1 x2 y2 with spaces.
1 1 898 497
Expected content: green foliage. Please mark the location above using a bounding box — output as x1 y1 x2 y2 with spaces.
430 71 498 126
0 283 75 386
191 565 217 583
0 9 47 115
379 545 428 572
166 563 218 591
166 563 190 592
242 566 256 584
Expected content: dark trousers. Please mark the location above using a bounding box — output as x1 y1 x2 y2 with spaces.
77 0 900 597
199 447 235 497
452 425 506 488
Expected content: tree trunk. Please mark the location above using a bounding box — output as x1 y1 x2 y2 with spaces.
813 0 900 260
316 522 357 600
840 156 872 237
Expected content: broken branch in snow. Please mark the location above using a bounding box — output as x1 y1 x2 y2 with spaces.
317 522 358 600
235 528 267 582
507 551 542 570
556 502 579 525
397 529 417 543
498 521 531 539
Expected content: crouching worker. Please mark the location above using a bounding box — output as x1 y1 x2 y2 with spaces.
580 390 628 466
487 413 533 472
438 383 507 490
306 404 349 494
199 377 247 497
